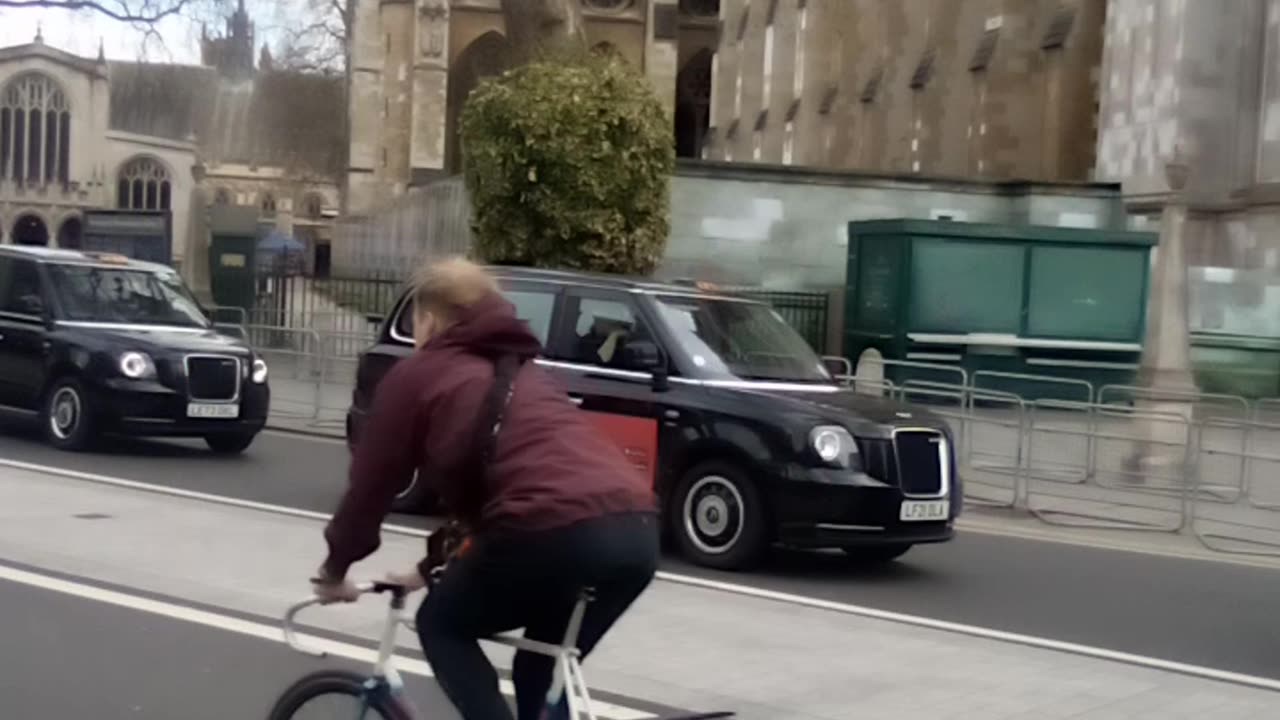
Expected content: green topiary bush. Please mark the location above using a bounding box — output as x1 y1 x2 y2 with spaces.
460 52 675 275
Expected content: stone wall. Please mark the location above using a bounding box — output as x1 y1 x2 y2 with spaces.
333 162 1128 287
709 0 1105 182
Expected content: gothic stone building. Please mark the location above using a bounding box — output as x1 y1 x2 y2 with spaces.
706 0 1106 183
0 1 343 280
346 0 720 214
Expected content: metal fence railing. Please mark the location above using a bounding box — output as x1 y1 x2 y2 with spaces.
235 324 1280 558
726 288 830 355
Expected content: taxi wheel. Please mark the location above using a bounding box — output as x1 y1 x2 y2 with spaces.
390 470 440 515
673 461 767 571
205 433 258 455
43 378 97 452
841 544 913 565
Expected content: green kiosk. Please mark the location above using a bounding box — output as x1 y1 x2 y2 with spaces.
843 219 1157 401
207 205 262 324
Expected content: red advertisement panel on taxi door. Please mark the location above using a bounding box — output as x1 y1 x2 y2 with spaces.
583 411 658 486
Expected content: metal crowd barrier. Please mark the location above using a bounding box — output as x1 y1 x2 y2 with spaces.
857 358 969 397
1026 400 1192 533
1190 416 1280 556
972 371 1094 403
899 384 1026 509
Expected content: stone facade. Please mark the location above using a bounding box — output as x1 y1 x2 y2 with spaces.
346 0 720 215
0 5 343 288
1096 0 1280 342
707 0 1105 183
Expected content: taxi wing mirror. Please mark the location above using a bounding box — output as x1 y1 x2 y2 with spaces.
622 340 669 392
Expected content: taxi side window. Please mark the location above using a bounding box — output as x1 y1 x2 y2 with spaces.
0 258 45 318
559 295 654 371
392 286 557 349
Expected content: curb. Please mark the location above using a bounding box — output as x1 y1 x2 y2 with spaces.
265 420 345 442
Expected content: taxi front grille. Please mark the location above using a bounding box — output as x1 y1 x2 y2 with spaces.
186 355 240 401
856 431 946 496
894 430 946 496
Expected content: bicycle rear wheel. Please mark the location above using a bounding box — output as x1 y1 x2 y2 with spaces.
268 670 411 720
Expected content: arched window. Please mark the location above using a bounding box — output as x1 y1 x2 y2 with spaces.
116 157 173 211
1 73 71 185
260 192 277 218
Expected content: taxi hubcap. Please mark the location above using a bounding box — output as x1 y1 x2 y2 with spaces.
683 475 745 555
50 388 81 440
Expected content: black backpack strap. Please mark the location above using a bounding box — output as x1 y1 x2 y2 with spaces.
455 353 523 519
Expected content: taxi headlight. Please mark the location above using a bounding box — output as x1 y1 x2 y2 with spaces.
809 425 857 468
119 351 156 380
252 357 269 384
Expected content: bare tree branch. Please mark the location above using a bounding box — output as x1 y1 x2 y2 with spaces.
0 0 195 24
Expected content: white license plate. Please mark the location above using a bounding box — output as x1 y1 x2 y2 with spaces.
187 403 240 419
900 499 949 522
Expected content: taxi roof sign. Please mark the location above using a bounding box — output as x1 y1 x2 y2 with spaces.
86 252 132 265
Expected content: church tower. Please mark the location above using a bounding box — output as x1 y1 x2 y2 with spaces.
201 0 256 81
347 0 452 215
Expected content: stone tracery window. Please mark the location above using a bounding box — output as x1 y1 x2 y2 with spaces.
0 72 71 184
116 156 173 211
303 192 325 219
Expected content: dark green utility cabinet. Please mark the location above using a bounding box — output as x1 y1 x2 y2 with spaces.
208 206 261 318
844 219 1157 401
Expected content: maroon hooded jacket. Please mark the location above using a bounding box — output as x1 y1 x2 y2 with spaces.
322 293 657 578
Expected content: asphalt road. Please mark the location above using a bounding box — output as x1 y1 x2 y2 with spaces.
0 571 676 720
4 426 1280 681
0 575 459 719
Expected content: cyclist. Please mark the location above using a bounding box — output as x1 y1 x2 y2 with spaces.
312 258 660 720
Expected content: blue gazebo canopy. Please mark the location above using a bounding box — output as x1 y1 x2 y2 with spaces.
257 230 305 254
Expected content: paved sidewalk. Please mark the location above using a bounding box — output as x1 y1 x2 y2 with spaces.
1 465 1277 719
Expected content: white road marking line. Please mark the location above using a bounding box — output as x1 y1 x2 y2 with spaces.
0 457 429 538
655 572 1280 694
7 456 1280 694
0 562 654 720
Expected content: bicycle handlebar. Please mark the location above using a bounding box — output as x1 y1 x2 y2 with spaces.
282 581 408 657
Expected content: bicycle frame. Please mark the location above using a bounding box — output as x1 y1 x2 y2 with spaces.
282 582 598 720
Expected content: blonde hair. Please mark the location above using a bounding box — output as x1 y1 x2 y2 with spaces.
410 257 499 323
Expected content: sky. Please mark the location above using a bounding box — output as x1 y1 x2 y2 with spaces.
0 1 299 65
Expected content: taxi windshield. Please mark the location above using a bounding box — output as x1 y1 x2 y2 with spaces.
654 294 832 383
48 264 209 328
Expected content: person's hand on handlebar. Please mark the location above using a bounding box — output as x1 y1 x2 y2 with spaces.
311 566 362 605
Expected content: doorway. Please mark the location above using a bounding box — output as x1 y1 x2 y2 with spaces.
12 215 49 246
57 217 83 249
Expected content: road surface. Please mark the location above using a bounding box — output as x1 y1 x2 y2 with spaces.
2 425 1279 681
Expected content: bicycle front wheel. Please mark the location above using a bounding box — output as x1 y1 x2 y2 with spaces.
268 670 411 720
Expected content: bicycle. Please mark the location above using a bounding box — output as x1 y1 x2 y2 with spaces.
270 581 602 720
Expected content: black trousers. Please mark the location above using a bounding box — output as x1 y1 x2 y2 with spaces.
416 512 660 720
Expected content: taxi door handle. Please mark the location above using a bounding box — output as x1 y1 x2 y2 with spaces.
567 395 584 406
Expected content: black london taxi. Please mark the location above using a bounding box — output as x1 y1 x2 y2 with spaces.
347 267 960 570
0 246 270 454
